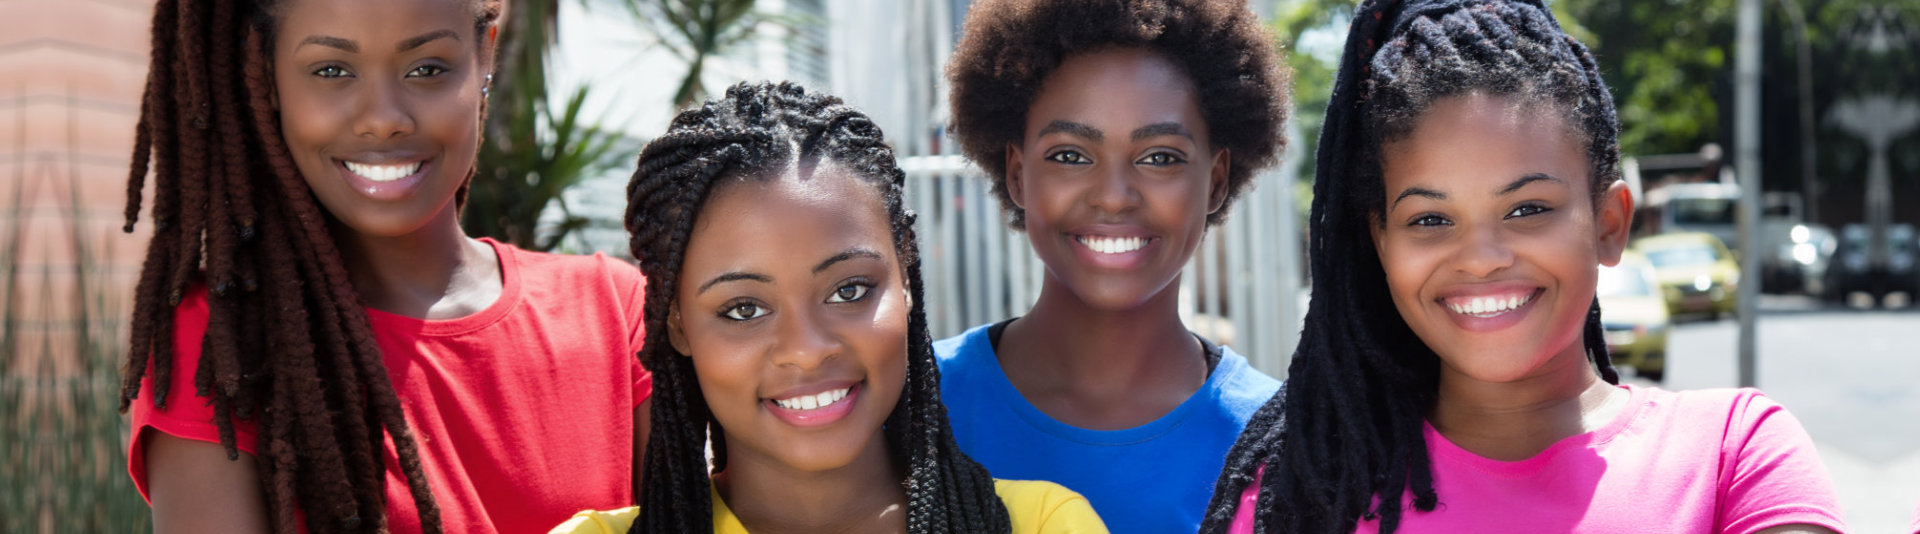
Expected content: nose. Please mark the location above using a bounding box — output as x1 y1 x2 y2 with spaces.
1086 162 1142 215
770 306 841 370
1454 224 1515 278
353 80 415 139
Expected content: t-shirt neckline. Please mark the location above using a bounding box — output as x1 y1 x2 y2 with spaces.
968 322 1243 445
361 237 522 336
1421 383 1650 477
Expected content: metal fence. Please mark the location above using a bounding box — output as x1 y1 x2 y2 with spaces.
900 150 1305 378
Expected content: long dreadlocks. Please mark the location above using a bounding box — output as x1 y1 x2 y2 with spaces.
1200 1 1624 533
623 81 1012 533
118 1 498 532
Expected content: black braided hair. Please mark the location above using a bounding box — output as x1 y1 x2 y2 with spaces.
118 1 497 531
1200 1 1623 533
623 81 1012 534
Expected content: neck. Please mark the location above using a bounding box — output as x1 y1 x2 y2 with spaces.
1428 339 1625 461
997 272 1208 428
332 206 499 319
716 430 906 534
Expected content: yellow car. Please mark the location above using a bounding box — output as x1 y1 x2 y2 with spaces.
1597 251 1671 381
1635 232 1740 319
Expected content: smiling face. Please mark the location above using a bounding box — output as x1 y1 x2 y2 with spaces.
1371 93 1631 385
1007 47 1229 311
271 0 490 238
667 167 910 474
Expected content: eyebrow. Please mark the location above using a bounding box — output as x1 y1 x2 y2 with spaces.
697 272 771 295
1497 173 1565 195
298 35 358 53
1036 120 1103 142
1131 122 1194 142
814 248 886 274
295 30 460 55
1392 187 1446 209
398 29 459 52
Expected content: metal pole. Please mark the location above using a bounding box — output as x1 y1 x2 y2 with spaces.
1735 0 1763 388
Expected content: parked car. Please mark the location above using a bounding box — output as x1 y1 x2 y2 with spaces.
1825 223 1918 303
1598 251 1670 381
1635 232 1740 319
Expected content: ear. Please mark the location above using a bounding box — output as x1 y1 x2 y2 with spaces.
1594 180 1634 266
1004 143 1027 210
1207 148 1231 214
666 304 693 356
481 25 499 73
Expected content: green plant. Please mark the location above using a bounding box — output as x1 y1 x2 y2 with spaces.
465 0 634 252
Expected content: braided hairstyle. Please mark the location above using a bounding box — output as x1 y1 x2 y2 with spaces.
1200 1 1623 533
117 1 498 532
624 81 1011 533
946 0 1289 229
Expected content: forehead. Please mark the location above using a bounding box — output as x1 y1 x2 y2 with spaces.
274 0 477 41
1381 93 1587 193
1024 47 1207 141
680 168 896 278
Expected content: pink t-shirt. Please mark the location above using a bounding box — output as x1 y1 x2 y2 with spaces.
129 239 652 534
1227 385 1844 533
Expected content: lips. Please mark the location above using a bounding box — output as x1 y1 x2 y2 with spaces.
334 156 431 201
764 382 863 428
1433 284 1545 332
343 160 424 182
1442 289 1538 318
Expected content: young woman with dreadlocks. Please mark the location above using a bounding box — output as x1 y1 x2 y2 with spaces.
1202 1 1844 533
121 0 653 532
548 81 1106 534
936 1 1287 532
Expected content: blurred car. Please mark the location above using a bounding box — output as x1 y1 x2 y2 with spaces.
1598 251 1670 381
1635 232 1740 319
1824 223 1917 303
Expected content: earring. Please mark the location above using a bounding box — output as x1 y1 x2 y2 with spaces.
482 73 493 98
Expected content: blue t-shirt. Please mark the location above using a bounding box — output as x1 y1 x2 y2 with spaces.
934 322 1282 534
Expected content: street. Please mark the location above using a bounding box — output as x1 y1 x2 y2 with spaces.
1626 302 1920 532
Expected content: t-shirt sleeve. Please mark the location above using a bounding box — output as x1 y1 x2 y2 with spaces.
546 506 637 534
1716 389 1846 534
125 286 262 502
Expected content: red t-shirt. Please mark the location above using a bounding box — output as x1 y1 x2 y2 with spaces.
128 238 652 533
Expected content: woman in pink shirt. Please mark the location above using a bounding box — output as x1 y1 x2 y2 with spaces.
1200 1 1846 533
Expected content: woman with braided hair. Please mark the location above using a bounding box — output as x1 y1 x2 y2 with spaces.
1203 1 1843 533
121 0 653 532
550 81 1105 533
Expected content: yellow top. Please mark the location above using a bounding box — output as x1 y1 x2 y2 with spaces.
549 479 1107 534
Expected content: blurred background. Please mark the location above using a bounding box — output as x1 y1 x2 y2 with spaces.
4 0 1917 531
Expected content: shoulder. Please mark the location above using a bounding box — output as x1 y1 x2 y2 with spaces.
501 243 646 308
933 323 995 364
1208 347 1284 422
546 506 638 534
994 479 1109 534
1643 386 1793 432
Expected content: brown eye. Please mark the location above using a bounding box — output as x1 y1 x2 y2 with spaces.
406 65 448 78
313 65 351 78
1137 152 1185 166
1045 151 1090 165
827 283 871 303
721 303 767 321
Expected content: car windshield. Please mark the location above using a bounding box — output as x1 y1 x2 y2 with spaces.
1670 197 1735 225
1597 264 1654 296
1645 246 1717 268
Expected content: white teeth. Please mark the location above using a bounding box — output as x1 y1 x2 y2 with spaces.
1077 235 1147 255
1448 292 1534 317
344 161 423 183
774 387 852 411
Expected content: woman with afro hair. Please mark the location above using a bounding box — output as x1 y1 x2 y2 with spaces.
938 1 1290 532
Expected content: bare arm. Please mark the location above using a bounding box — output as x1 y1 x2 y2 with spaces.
144 431 270 534
631 398 651 500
